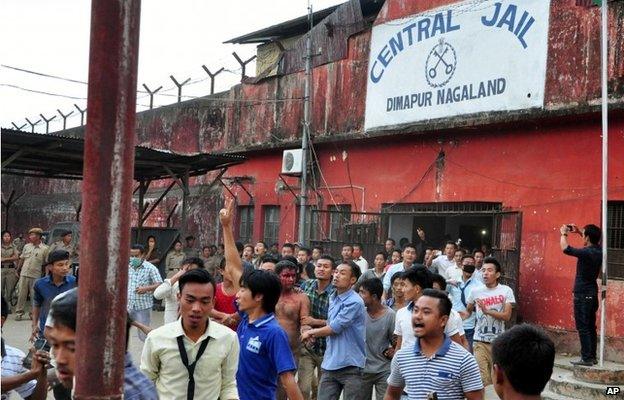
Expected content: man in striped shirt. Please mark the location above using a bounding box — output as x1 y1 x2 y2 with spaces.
385 289 483 400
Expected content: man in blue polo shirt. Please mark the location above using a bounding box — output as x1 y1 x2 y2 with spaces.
219 197 303 400
31 249 76 340
301 260 366 400
385 289 484 400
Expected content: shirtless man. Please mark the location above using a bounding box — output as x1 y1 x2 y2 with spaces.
274 260 311 400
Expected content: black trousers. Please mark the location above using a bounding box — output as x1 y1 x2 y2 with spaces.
573 293 599 361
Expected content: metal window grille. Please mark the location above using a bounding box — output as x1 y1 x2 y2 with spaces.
238 206 254 244
328 205 352 241
382 202 502 214
608 201 624 280
304 205 319 244
263 206 280 245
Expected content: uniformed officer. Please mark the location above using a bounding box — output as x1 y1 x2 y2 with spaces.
15 228 49 320
165 240 185 278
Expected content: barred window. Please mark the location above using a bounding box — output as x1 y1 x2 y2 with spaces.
238 206 254 245
328 205 351 241
263 206 280 246
608 201 624 280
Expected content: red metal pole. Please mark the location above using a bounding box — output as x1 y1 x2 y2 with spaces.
75 1 141 399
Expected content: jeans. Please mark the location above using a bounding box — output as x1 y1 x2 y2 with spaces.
358 370 390 400
318 366 363 400
464 328 475 353
574 293 598 361
129 308 151 342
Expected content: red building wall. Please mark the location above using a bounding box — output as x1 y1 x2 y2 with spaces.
3 0 623 359
223 114 624 358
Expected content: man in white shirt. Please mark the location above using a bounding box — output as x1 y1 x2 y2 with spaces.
465 257 515 386
472 250 486 283
446 248 465 284
394 267 465 351
153 257 205 324
141 269 239 400
430 241 457 279
352 243 369 273
382 244 419 293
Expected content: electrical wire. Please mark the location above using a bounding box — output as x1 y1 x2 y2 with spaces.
306 135 329 240
0 83 87 101
344 154 359 212
1 64 88 85
0 83 152 108
308 138 340 210
0 64 244 95
381 155 439 212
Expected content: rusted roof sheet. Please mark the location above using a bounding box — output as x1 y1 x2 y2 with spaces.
0 128 245 181
225 0 384 45
224 5 341 44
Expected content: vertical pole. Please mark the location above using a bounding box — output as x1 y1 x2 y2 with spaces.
57 109 74 130
3 191 15 231
137 180 146 241
3 203 8 232
181 171 189 237
142 84 162 109
202 66 225 95
74 104 87 126
169 75 191 103
298 3 313 245
598 0 608 368
75 0 141 399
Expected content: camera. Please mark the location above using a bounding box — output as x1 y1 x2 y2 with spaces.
22 338 50 369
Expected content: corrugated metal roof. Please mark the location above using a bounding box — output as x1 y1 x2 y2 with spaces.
1 128 245 181
224 0 384 44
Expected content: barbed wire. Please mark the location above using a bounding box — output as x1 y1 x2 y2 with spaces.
0 83 152 108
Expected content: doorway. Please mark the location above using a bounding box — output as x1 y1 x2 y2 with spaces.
384 202 501 252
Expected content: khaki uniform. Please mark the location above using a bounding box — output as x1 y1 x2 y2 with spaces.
49 240 79 264
1 244 19 305
165 250 185 278
16 242 49 316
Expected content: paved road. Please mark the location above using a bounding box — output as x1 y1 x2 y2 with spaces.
2 310 499 399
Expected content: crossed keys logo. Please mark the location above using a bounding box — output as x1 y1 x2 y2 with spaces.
425 38 457 88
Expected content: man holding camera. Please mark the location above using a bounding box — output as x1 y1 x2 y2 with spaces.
560 223 602 366
1 296 50 400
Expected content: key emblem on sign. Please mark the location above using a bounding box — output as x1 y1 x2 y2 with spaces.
425 38 457 88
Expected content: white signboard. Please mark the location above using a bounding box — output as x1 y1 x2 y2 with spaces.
364 0 551 131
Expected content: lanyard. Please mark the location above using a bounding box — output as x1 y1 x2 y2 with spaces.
460 279 472 307
176 334 210 400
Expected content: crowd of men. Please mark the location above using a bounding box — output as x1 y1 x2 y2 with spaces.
1 211 604 399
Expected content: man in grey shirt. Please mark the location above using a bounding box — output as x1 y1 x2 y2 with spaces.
358 277 396 400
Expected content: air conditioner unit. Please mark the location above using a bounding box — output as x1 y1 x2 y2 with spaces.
281 149 303 175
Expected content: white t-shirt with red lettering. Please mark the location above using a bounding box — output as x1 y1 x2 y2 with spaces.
468 283 515 343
